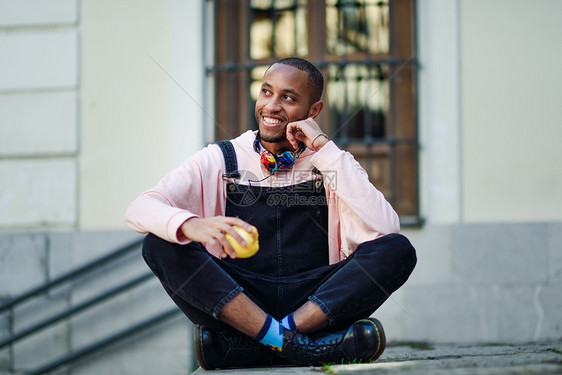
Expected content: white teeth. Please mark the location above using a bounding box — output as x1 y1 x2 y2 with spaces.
264 117 282 125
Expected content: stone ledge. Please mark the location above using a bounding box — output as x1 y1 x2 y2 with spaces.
191 341 562 374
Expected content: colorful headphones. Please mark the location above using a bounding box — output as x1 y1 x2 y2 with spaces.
253 132 305 174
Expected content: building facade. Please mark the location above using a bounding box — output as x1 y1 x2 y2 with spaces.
1 0 561 374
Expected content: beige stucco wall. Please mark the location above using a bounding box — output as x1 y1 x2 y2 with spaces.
419 0 562 225
3 0 560 229
79 0 204 229
418 0 462 224
460 0 562 222
0 0 79 230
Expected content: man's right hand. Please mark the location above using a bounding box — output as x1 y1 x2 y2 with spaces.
179 216 254 259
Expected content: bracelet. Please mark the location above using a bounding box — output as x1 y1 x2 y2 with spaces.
311 133 329 151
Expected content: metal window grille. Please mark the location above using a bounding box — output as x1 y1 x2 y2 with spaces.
204 0 420 225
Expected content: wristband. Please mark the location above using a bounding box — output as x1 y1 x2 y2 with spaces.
311 133 328 151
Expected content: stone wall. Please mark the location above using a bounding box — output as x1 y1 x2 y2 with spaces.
1 224 561 373
0 231 194 375
378 222 562 344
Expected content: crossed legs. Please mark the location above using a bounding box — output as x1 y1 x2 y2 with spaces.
219 293 328 337
142 232 416 336
143 233 416 367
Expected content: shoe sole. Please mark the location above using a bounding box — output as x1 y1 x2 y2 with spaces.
194 324 213 370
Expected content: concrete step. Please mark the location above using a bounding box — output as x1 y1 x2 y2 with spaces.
191 340 562 374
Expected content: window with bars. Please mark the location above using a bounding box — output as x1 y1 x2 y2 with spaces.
205 0 419 225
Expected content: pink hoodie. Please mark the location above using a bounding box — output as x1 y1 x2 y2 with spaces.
125 130 399 264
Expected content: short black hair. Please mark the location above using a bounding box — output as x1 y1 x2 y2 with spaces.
275 57 324 103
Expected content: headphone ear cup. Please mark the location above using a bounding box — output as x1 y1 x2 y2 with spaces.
260 150 278 174
258 149 297 174
276 151 297 170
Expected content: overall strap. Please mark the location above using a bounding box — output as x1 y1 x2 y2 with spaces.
216 140 241 179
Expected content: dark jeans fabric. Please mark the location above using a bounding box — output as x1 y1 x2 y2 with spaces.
142 232 417 332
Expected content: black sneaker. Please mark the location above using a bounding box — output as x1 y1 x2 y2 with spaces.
278 318 386 366
194 325 291 370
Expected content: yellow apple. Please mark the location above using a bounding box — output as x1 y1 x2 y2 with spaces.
225 226 259 258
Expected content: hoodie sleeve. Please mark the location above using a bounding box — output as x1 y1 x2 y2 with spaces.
310 141 400 255
124 144 225 244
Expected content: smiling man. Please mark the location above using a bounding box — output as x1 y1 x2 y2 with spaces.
125 57 417 369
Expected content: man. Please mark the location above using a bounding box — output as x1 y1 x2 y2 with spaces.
125 57 416 369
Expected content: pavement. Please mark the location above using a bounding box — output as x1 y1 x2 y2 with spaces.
192 340 562 374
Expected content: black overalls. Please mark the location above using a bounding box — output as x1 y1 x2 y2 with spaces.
219 140 333 320
142 141 416 331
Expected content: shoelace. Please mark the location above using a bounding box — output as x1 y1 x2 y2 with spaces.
223 331 261 350
293 333 342 357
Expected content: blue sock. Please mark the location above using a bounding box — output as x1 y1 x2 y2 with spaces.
281 313 297 331
254 315 284 351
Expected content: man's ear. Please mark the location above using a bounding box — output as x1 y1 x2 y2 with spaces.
308 101 324 119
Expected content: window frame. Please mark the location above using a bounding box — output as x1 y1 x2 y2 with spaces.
205 0 421 226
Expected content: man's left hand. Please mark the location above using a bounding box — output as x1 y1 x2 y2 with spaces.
286 118 329 152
